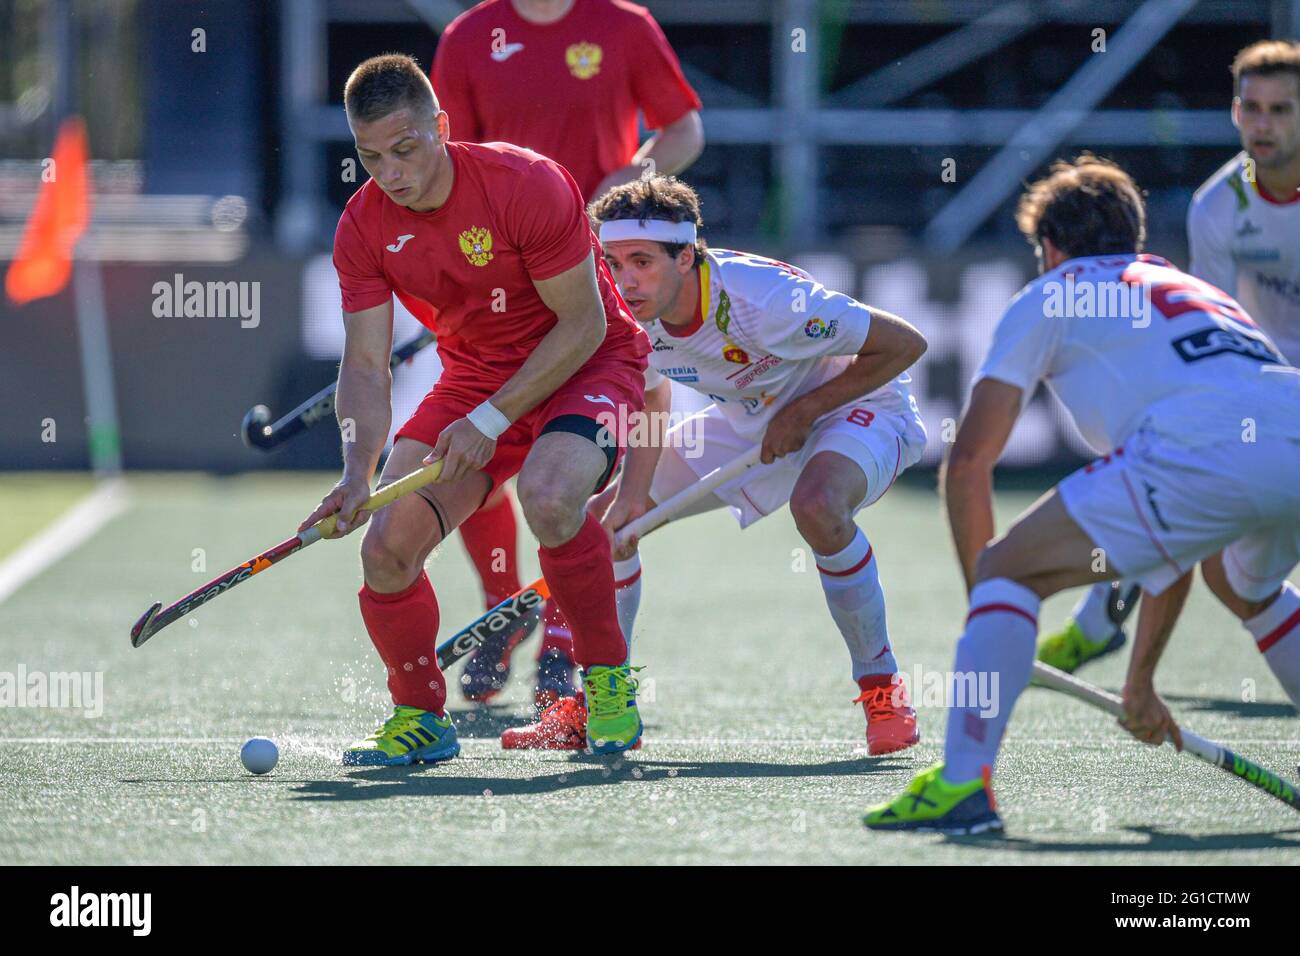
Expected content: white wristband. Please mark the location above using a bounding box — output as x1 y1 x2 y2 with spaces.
467 400 511 440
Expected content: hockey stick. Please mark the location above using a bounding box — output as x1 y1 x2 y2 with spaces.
241 330 436 450
1033 661 1299 813
130 460 444 648
434 578 551 671
434 445 766 669
614 444 762 549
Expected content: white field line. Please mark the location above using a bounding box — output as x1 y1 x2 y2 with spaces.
0 478 129 606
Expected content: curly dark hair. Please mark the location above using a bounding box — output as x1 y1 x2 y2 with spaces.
1015 153 1146 258
588 175 708 266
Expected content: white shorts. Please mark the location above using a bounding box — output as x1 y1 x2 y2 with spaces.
1058 428 1300 598
650 397 927 529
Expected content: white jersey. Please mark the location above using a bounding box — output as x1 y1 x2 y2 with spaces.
976 253 1300 455
640 248 917 441
1188 152 1300 362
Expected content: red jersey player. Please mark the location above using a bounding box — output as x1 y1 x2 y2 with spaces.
431 0 703 707
434 0 702 201
298 54 651 763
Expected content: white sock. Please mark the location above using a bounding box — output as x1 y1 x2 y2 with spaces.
1071 579 1136 642
815 529 897 681
1244 581 1300 709
1071 582 1113 641
613 553 642 660
943 577 1040 783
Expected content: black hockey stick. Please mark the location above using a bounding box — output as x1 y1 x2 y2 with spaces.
241 330 436 450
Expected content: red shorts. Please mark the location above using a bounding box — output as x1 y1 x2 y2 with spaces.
395 354 646 494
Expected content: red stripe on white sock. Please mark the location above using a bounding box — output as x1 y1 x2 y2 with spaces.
817 546 873 577
1259 607 1300 653
966 602 1037 629
615 568 642 589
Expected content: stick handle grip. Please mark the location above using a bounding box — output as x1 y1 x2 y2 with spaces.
1033 661 1224 762
310 460 444 541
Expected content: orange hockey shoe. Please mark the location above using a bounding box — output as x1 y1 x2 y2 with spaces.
500 694 643 751
853 675 921 756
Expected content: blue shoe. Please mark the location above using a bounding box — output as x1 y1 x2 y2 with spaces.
460 603 542 703
864 763 1003 834
534 648 576 714
342 706 460 766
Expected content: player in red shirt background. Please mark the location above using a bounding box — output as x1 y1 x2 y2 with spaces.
298 54 651 763
435 0 703 201
432 0 703 707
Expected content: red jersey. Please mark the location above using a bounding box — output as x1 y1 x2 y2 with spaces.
432 0 700 200
333 140 649 384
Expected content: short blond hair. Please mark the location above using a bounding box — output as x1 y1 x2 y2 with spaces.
1231 40 1300 95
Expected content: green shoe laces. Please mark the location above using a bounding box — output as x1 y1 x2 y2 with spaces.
369 706 424 741
584 666 641 720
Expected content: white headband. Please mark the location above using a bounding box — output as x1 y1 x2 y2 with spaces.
599 218 697 244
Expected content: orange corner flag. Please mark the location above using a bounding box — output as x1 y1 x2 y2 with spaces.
5 117 92 305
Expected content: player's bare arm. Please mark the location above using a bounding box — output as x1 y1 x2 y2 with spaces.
603 376 672 559
941 378 1022 593
596 111 704 196
1119 570 1191 751
760 309 926 465
427 253 608 484
298 300 395 538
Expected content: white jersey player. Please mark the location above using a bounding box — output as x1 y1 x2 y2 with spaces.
635 246 924 527
866 155 1300 834
500 176 930 754
1190 154 1300 362
1189 41 1300 362
1047 40 1300 676
979 253 1294 461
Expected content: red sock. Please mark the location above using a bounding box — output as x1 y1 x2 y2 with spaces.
358 571 447 714
538 601 575 660
857 673 897 692
537 513 624 668
458 486 522 607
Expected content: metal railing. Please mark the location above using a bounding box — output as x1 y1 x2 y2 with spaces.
274 0 1289 251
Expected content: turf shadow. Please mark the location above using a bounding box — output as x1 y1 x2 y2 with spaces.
940 825 1300 854
286 754 902 802
121 777 328 784
1162 694 1297 719
452 705 535 738
574 755 907 780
